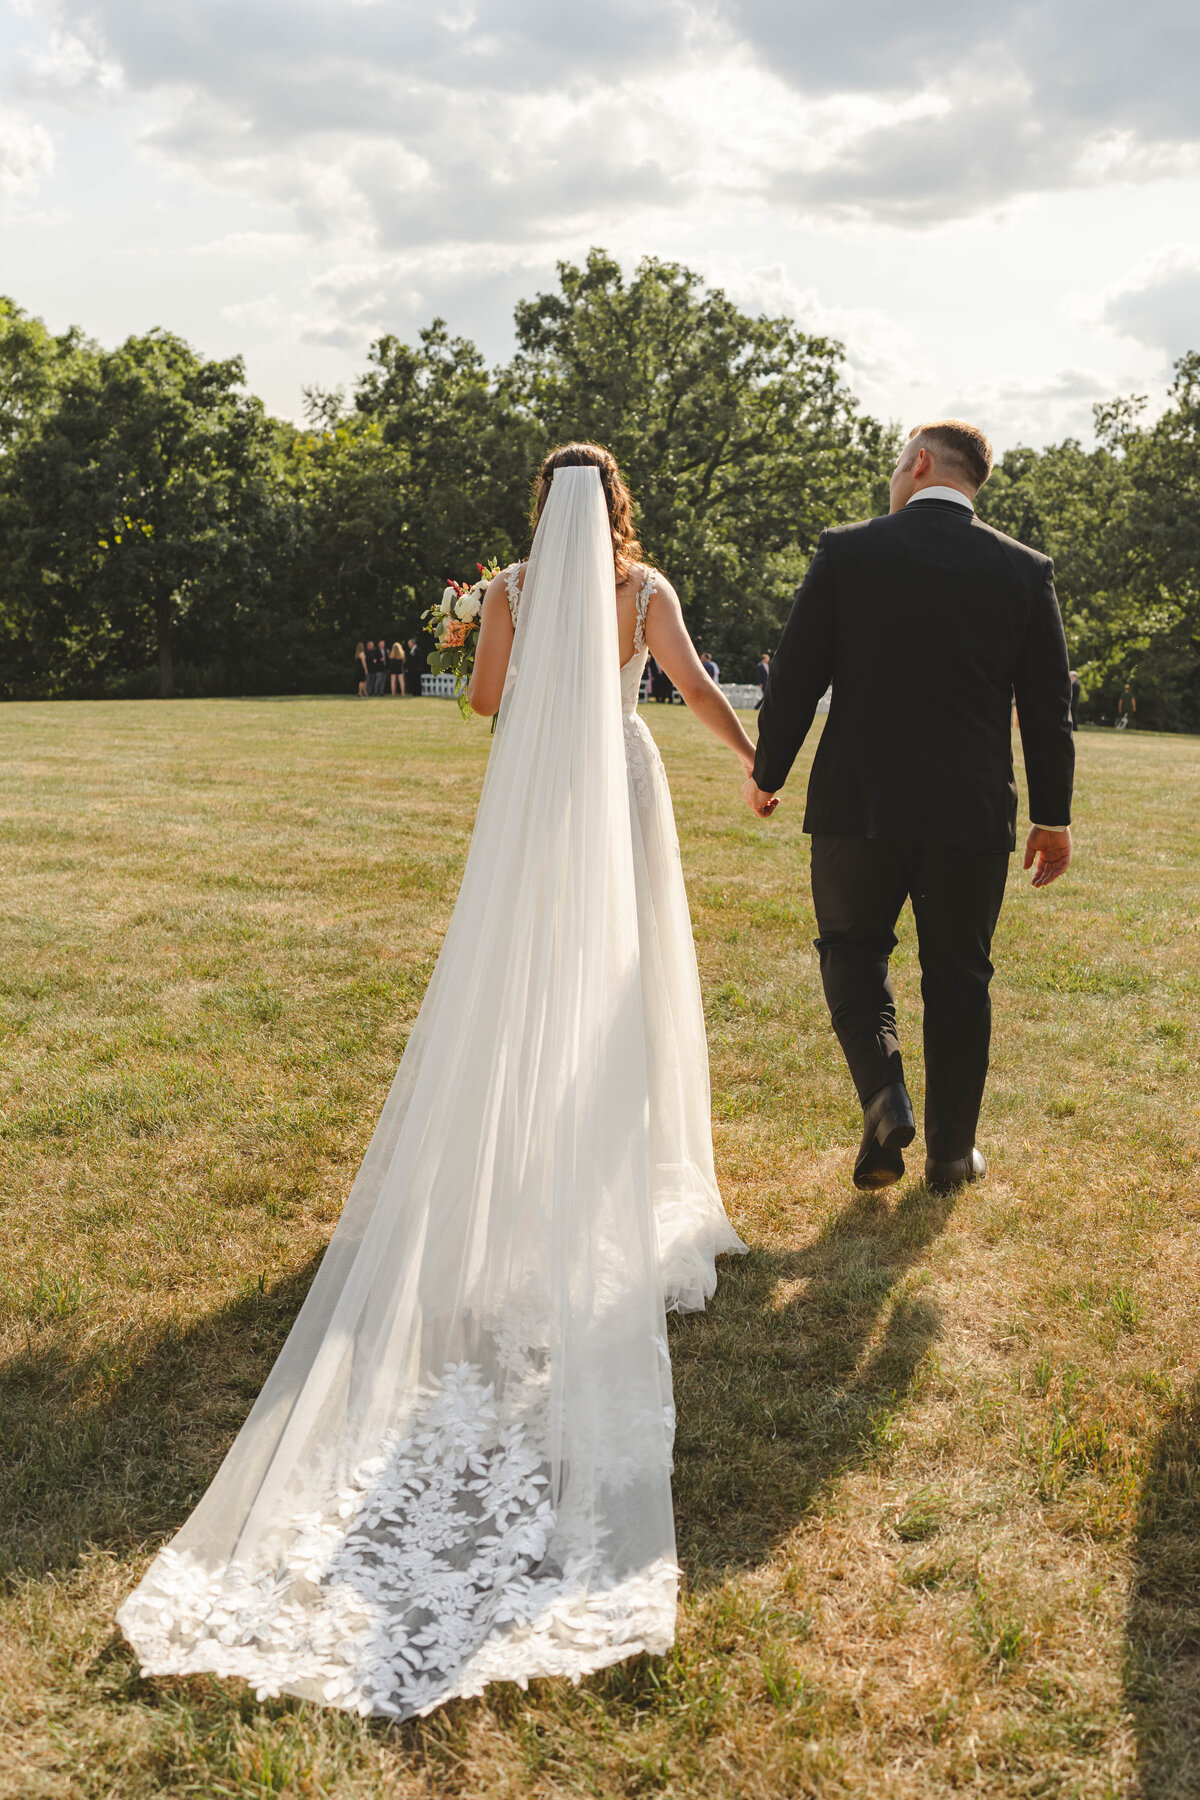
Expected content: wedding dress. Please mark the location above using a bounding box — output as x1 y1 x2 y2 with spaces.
117 466 746 1719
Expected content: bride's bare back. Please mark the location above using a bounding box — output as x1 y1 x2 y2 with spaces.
467 561 756 780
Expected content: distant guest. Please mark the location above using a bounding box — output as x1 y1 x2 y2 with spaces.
700 652 720 683
388 641 406 696
406 636 427 697
354 641 368 697
369 638 388 696
1117 682 1136 729
754 650 771 709
1068 669 1080 731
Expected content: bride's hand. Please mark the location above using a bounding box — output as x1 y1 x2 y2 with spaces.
743 776 779 818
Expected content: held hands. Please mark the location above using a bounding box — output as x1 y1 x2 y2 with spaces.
743 775 779 818
1023 826 1071 888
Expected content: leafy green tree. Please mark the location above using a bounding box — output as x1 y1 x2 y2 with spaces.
1113 356 1200 729
279 411 414 680
0 295 91 451
977 432 1135 718
978 360 1200 729
352 320 542 588
0 330 281 698
507 250 893 673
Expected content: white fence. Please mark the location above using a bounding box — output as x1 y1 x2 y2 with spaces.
420 671 830 713
420 673 460 699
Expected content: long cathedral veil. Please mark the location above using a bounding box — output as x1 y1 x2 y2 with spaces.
118 465 679 1717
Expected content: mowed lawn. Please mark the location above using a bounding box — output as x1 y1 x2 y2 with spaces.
2 695 1199 1800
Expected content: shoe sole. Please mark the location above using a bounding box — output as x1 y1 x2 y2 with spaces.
854 1119 916 1190
925 1165 987 1195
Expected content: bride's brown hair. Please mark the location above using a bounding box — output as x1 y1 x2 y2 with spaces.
532 442 643 579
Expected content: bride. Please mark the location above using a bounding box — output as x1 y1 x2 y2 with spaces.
118 443 754 1720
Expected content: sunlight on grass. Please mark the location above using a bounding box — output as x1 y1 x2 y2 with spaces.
2 700 1199 1797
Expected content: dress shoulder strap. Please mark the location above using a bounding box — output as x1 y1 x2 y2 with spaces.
633 567 657 654
503 564 522 629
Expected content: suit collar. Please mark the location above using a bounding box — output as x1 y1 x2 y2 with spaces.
907 485 974 513
904 496 976 517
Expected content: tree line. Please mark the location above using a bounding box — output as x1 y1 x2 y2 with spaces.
1 249 1196 726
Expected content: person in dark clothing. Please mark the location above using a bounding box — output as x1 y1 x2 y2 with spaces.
406 636 427 697
746 419 1075 1195
354 641 369 697
387 641 406 696
753 652 771 708
1117 683 1136 728
367 638 387 695
1069 669 1081 730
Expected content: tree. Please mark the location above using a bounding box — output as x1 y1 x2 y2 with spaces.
0 330 280 699
977 433 1135 718
1114 356 1200 729
507 250 893 673
278 410 414 680
0 295 90 452
352 319 542 586
977 359 1200 729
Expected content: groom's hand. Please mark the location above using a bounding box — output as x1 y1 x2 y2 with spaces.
743 776 779 818
1023 826 1072 888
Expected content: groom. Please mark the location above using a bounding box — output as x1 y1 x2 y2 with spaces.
744 419 1075 1194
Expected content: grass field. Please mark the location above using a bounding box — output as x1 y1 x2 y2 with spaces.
2 695 1199 1799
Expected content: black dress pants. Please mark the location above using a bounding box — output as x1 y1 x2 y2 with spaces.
809 835 1010 1163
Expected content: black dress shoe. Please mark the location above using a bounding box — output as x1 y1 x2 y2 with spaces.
923 1147 987 1194
854 1082 916 1190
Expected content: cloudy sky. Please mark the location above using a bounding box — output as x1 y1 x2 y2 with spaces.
2 0 1198 448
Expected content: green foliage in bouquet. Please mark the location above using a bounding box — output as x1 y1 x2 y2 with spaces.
421 559 501 718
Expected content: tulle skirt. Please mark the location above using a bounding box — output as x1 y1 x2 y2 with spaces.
624 711 747 1312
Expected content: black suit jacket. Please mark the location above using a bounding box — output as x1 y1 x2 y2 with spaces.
753 499 1075 851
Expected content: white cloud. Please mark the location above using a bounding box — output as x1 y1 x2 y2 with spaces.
716 261 933 405
938 366 1115 447
191 229 308 259
1094 246 1200 360
13 0 1199 259
3 0 1196 445
0 106 53 196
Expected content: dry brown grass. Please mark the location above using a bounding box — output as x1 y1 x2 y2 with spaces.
2 696 1199 1798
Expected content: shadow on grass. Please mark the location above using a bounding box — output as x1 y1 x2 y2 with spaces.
0 1255 324 1583
1125 1380 1200 1798
669 1181 955 1580
1 1184 952 1599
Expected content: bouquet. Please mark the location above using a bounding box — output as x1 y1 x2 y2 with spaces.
421 559 501 719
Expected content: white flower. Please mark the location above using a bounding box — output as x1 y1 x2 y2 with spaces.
440 587 456 614
455 589 482 622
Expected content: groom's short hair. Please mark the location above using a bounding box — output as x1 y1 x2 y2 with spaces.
907 419 993 489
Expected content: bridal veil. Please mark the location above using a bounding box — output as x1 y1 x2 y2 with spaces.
117 465 679 1717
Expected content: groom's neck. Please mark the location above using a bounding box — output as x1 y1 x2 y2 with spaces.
908 470 977 503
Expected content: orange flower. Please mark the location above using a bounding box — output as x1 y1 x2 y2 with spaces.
442 620 469 648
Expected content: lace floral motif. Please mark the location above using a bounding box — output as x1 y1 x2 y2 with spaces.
117 1340 676 1720
634 569 656 654
504 564 522 629
623 717 679 855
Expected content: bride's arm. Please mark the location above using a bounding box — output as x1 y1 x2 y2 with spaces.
466 572 517 716
644 577 757 774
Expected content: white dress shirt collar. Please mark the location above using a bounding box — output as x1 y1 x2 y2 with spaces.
907 485 974 512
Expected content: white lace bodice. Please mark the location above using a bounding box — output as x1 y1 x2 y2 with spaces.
505 563 655 717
